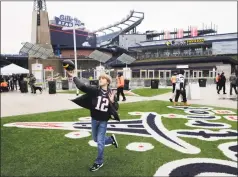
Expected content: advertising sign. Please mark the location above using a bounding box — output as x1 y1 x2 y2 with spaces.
165 38 205 46
54 15 84 28
32 63 43 83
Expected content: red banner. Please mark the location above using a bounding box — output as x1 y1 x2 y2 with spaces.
177 29 184 38
191 27 198 37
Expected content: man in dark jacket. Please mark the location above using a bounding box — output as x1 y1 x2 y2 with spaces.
12 74 18 90
67 70 119 172
217 72 227 94
29 74 36 93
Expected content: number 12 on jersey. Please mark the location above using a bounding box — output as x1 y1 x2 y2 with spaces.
95 96 109 112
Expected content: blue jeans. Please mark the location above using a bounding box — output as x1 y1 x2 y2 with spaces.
91 118 113 164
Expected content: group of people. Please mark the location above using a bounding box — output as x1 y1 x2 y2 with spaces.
0 73 37 94
168 71 238 104
0 74 22 92
215 72 238 95
169 69 189 106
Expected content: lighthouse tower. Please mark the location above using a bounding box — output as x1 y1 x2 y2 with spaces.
31 0 52 50
29 0 62 78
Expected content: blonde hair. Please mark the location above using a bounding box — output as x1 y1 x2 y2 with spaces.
99 73 112 84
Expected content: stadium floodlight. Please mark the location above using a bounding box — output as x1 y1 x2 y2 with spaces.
117 53 136 68
89 50 111 65
19 42 54 59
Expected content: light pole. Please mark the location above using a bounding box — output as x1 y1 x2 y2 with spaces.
62 18 79 95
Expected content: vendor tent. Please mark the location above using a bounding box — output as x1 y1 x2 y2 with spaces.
1 64 29 75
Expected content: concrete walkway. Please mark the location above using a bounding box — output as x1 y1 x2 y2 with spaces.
1 84 237 117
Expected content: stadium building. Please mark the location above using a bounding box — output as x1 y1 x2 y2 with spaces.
1 0 237 80
108 29 237 79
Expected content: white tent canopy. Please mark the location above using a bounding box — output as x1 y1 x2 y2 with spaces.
1 64 29 75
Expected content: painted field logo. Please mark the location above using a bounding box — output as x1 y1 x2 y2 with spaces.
3 106 237 176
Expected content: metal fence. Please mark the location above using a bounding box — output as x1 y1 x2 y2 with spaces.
44 77 219 90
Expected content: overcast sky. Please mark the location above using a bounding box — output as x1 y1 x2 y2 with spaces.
1 1 237 54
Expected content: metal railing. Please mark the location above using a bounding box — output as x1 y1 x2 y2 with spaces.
133 49 214 60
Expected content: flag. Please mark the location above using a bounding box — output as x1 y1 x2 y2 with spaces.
191 27 198 37
177 29 184 38
164 30 171 39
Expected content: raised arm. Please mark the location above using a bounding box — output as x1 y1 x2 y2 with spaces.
73 77 98 94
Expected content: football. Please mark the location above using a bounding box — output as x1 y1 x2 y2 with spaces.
62 60 75 71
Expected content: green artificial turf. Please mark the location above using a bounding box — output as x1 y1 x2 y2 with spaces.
1 100 237 177
132 88 171 97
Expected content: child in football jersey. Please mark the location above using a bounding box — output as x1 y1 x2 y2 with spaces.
66 70 119 172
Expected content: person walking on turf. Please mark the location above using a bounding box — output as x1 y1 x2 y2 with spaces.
67 70 120 172
174 69 190 106
116 72 126 101
229 72 238 95
169 72 177 102
217 72 227 94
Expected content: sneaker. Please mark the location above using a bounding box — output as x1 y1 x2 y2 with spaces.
89 163 103 172
122 99 126 101
169 98 173 102
111 134 118 148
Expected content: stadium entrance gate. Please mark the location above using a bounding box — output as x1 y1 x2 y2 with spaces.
184 70 189 78
209 70 216 78
192 70 203 78
140 70 147 79
148 70 154 79
159 70 171 79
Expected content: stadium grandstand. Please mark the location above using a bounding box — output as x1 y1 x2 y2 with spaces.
94 10 144 48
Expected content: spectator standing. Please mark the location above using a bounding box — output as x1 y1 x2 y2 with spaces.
229 72 238 95
116 73 126 101
215 73 220 90
29 74 36 93
217 72 227 94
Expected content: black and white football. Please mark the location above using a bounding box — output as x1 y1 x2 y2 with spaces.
62 60 75 71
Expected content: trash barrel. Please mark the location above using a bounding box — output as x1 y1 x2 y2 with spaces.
198 78 207 87
62 80 69 90
48 81 56 94
20 81 28 93
151 79 159 89
90 80 99 87
124 80 130 90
